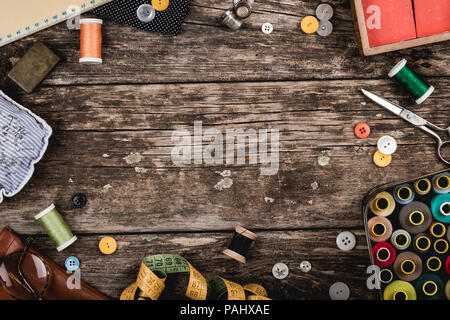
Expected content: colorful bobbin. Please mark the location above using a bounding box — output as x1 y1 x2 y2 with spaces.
399 201 433 234
413 234 431 253
425 255 442 272
372 242 396 267
368 216 393 242
383 280 416 300
414 178 432 196
393 251 422 282
369 192 395 217
431 194 450 224
432 172 450 194
393 184 415 205
434 239 449 254
391 229 411 250
415 274 443 300
429 222 446 238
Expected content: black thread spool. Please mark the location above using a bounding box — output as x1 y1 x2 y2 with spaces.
223 225 257 263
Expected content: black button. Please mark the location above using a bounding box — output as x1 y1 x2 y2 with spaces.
71 193 87 208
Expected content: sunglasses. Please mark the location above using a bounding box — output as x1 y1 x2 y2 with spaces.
0 238 51 300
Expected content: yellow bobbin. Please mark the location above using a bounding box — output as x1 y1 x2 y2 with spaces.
423 281 438 296
414 178 431 195
409 211 424 226
426 256 441 272
430 222 446 238
371 223 386 237
415 235 431 252
301 16 319 34
397 186 412 201
434 239 449 254
400 259 416 275
394 232 408 248
436 175 450 190
383 280 417 300
370 192 395 217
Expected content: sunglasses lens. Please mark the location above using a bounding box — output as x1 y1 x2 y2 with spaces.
0 252 49 299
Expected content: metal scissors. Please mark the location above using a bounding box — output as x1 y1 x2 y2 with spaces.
361 89 450 165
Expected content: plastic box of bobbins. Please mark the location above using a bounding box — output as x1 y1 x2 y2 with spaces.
362 169 450 300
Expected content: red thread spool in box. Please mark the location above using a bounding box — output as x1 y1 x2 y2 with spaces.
79 18 103 64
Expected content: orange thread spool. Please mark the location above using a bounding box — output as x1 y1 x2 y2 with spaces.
79 18 103 64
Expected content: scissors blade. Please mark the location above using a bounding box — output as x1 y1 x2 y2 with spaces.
361 89 403 116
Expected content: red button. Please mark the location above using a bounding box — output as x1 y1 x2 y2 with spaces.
354 123 371 139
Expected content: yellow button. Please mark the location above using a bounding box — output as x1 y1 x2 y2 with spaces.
99 236 117 255
301 16 319 34
152 0 170 11
373 150 391 167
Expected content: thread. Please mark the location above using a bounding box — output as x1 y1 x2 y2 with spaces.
434 239 449 254
369 191 395 216
368 216 392 242
393 184 415 205
414 178 431 196
399 201 432 234
223 225 257 263
426 255 442 272
79 18 103 64
415 274 443 300
383 280 417 300
431 194 450 223
432 173 450 194
379 269 393 284
393 251 422 282
429 222 446 238
391 229 411 250
372 242 396 267
34 204 77 251
413 234 431 252
389 59 434 104
221 9 242 30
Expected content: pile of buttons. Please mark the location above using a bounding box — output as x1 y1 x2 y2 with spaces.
300 3 334 37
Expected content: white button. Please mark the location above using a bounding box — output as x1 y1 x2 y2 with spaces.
317 20 333 37
336 231 356 251
316 3 334 21
262 22 273 34
329 282 350 300
300 261 312 273
137 4 156 23
272 262 289 279
377 135 397 155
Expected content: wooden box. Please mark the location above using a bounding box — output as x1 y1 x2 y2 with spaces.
351 0 450 56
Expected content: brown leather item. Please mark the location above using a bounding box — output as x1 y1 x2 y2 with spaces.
0 226 109 300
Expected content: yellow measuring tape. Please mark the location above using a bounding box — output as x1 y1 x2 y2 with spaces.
120 254 270 300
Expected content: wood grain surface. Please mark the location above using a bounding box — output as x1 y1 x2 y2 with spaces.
0 0 448 300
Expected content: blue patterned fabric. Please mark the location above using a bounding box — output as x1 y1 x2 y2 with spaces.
0 91 52 203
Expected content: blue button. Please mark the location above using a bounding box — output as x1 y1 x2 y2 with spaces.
65 256 80 271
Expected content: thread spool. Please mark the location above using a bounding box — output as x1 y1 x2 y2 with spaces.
426 255 442 272
399 201 432 234
429 222 446 238
372 242 396 267
369 191 395 217
432 173 450 194
388 59 434 104
233 0 254 19
383 280 417 300
34 204 77 251
446 256 450 275
393 251 422 282
434 239 449 254
413 234 431 253
223 225 257 263
415 274 443 300
393 184 415 205
379 269 393 284
431 194 450 224
368 216 392 242
414 178 431 196
221 9 242 30
391 229 411 250
79 18 103 64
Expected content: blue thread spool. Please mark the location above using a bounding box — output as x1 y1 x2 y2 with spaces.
389 59 434 104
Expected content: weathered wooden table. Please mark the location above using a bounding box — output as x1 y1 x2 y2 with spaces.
0 0 448 300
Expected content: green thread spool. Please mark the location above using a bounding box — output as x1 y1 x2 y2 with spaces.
34 204 77 251
389 59 434 104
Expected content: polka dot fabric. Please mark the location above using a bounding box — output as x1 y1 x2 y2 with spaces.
91 0 190 36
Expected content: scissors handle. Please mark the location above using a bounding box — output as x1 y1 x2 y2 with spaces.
437 140 450 165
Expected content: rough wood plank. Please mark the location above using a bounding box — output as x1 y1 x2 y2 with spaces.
0 1 449 86
28 229 378 300
0 79 447 233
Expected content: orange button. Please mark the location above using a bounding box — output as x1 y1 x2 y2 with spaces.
301 16 319 34
152 0 170 11
99 236 117 255
373 151 392 167
355 123 371 139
